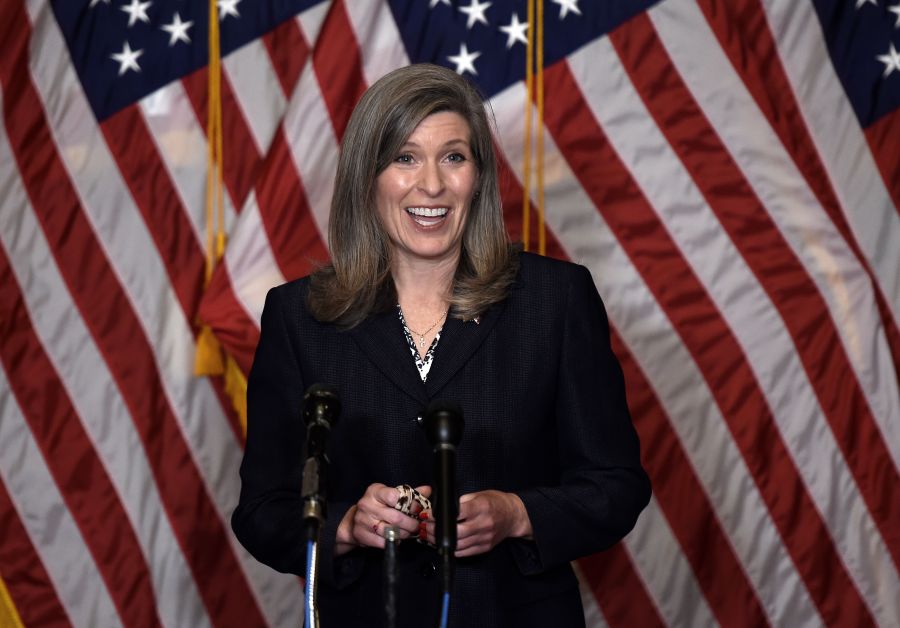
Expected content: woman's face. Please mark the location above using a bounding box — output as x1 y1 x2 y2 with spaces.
375 111 477 269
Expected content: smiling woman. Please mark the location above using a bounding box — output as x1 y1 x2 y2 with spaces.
306 63 517 329
231 64 650 628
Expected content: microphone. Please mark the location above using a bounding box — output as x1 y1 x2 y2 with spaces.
301 384 340 532
422 399 464 556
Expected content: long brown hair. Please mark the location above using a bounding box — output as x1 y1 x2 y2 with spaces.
308 63 518 327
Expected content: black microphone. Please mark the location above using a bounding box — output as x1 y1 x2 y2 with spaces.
301 384 340 534
422 399 464 556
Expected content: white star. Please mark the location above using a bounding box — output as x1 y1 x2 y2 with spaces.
877 42 900 77
448 43 481 76
120 0 151 27
552 0 582 19
499 13 528 49
429 0 451 7
459 0 491 30
855 0 877 8
110 41 143 76
218 0 240 20
889 3 900 27
161 12 193 46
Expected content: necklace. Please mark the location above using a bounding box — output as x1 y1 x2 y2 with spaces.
402 309 447 349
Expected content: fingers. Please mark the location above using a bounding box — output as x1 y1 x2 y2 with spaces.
454 534 498 556
454 516 492 555
352 507 386 549
351 483 424 548
416 502 487 555
349 488 524 556
349 483 441 548
418 495 499 554
359 483 401 510
452 490 522 557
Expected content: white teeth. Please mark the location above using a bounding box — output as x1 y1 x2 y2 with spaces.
406 207 448 217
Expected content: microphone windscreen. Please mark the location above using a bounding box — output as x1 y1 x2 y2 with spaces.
302 384 341 427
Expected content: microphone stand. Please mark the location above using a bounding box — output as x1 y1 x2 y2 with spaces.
383 526 400 628
301 385 340 628
439 547 454 628
435 441 456 628
421 400 464 628
303 456 324 628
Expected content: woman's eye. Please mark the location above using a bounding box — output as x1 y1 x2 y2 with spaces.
394 154 414 164
446 152 467 163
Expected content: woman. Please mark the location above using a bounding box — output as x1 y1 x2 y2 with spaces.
232 63 651 627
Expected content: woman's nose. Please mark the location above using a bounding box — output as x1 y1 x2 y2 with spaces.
417 160 444 196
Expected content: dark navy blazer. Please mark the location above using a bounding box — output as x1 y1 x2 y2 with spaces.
232 252 651 627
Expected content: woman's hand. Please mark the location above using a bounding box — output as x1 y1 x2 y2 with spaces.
447 490 533 557
334 483 431 556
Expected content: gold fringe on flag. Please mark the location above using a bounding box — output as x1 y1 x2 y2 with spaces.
193 0 248 433
522 0 546 255
0 574 24 628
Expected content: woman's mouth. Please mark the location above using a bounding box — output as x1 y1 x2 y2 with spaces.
405 206 449 227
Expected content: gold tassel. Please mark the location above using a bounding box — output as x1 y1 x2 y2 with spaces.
194 0 226 377
194 0 244 440
225 354 249 435
194 324 224 375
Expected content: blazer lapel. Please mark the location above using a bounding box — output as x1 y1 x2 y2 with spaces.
425 300 505 397
349 307 429 406
350 298 507 403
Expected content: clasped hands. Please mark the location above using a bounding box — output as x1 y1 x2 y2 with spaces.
334 483 532 557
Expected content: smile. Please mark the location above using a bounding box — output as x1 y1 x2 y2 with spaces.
405 206 449 227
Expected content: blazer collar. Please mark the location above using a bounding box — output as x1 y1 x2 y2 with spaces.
348 300 505 405
349 306 428 405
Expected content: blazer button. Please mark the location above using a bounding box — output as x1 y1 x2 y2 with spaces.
419 560 437 579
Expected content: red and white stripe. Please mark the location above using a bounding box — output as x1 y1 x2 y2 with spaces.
1 0 305 625
2 0 898 626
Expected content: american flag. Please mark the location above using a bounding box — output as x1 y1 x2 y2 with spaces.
1 0 898 626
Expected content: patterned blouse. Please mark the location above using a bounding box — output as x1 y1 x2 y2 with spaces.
397 305 443 382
